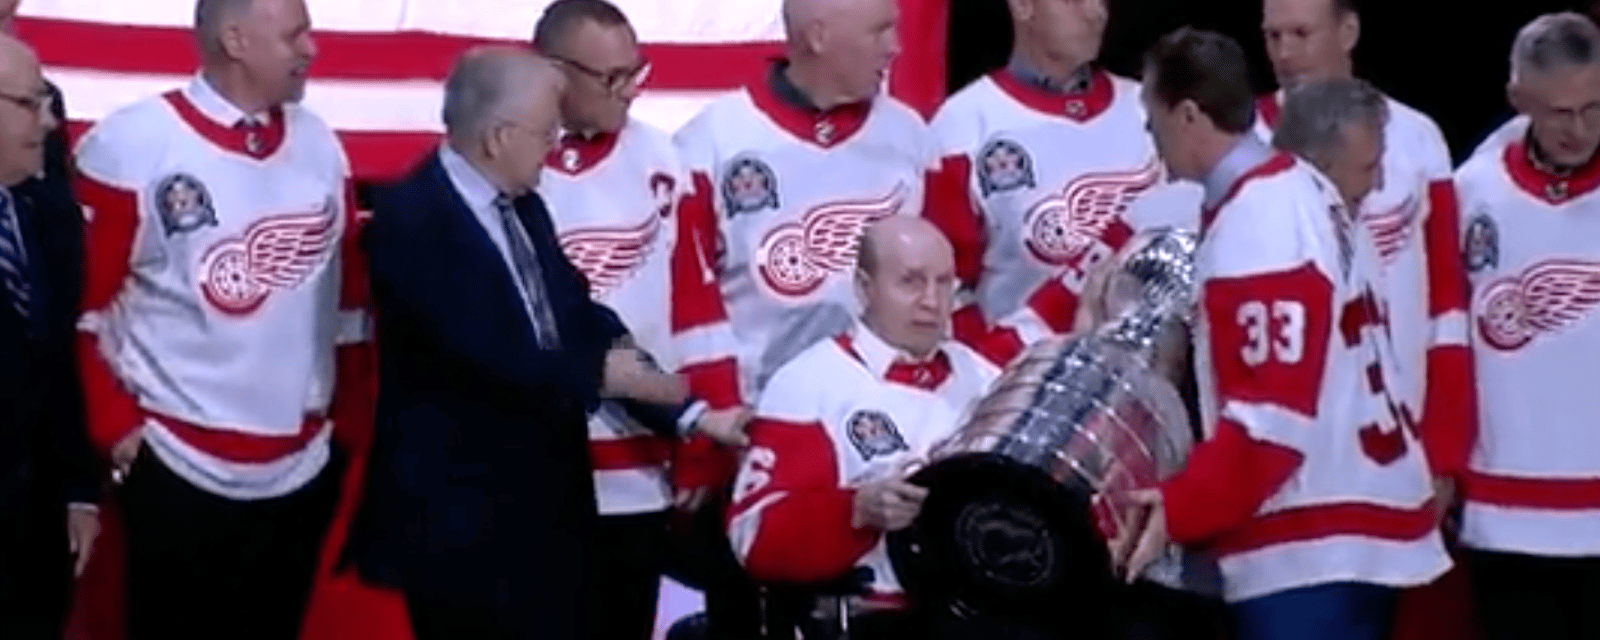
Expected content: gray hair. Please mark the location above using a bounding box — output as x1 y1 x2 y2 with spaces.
441 50 547 147
1510 12 1600 83
1272 77 1388 166
193 0 256 59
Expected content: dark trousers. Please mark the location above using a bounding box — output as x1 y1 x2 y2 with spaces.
1122 581 1226 640
589 510 669 640
1231 582 1396 640
1469 548 1600 640
663 494 761 640
0 482 73 639
121 446 342 640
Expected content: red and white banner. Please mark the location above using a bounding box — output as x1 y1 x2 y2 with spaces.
19 0 947 182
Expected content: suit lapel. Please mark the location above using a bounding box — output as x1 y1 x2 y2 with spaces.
417 155 544 349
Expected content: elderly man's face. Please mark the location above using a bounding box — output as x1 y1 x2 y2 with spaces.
856 228 957 357
492 85 563 193
1319 119 1385 208
0 53 52 186
1514 62 1600 168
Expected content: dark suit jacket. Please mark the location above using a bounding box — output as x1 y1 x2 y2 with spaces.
0 81 94 593
348 152 625 633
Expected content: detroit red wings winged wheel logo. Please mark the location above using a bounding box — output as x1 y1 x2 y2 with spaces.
1477 259 1600 351
558 173 674 297
199 202 339 315
754 184 907 298
1361 195 1418 265
1022 157 1159 266
560 213 663 297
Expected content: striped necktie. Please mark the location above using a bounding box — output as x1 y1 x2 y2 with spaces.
0 190 31 322
495 195 562 349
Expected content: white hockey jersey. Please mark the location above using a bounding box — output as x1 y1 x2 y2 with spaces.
671 72 937 407
1454 136 1600 556
75 75 357 500
540 118 692 516
1257 91 1476 479
726 324 1000 599
929 69 1202 364
1173 150 1447 602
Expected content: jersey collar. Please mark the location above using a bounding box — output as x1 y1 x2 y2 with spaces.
988 65 1114 122
1504 134 1600 204
834 323 953 391
163 73 285 159
747 59 871 148
545 126 622 175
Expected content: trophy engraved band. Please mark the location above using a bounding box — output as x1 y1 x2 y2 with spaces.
886 227 1209 628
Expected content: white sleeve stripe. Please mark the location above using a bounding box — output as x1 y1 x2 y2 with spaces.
1430 310 1469 346
674 324 734 362
727 491 787 564
1220 399 1316 448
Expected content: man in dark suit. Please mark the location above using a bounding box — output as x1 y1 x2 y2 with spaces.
0 33 100 639
350 47 697 640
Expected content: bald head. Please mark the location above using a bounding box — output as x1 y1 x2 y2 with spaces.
780 0 898 106
0 33 47 186
857 216 952 276
854 216 955 357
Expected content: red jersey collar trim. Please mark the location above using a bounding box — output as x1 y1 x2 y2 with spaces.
544 129 621 175
1503 139 1600 204
162 90 285 160
1256 92 1283 130
832 326 953 391
1199 151 1298 236
748 61 871 148
989 67 1115 123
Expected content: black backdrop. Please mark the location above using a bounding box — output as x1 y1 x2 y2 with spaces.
946 0 1588 163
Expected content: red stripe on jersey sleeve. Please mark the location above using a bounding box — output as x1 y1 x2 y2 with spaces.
671 433 737 494
923 156 986 287
1424 180 1470 319
1419 180 1478 477
1421 345 1476 478
74 175 144 457
727 418 880 584
1161 418 1304 545
1202 261 1334 418
339 180 369 312
671 171 743 409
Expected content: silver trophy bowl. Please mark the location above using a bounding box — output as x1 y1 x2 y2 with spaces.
886 227 1206 628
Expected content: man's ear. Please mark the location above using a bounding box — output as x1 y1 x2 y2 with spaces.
219 21 249 61
1337 11 1360 56
1507 81 1527 116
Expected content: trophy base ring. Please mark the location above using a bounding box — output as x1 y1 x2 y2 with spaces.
886 452 1122 630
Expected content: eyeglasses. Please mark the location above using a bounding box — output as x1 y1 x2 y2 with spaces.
0 88 53 117
551 56 652 95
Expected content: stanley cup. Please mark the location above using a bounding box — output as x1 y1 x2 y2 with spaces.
886 227 1211 628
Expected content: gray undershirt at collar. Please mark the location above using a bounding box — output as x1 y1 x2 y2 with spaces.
1202 134 1274 209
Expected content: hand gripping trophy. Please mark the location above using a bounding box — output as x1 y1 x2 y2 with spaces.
886 227 1215 634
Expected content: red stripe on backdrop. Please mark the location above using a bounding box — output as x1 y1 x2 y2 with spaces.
66 121 438 182
19 17 782 90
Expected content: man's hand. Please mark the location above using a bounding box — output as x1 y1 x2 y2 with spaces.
602 348 688 406
851 458 929 532
694 406 752 448
66 505 100 578
109 429 142 484
1106 488 1170 584
1433 475 1460 534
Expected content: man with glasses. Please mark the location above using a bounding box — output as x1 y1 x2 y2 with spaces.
1453 13 1600 640
0 31 100 639
530 2 752 638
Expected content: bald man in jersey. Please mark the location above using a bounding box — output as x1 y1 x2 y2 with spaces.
727 216 1008 640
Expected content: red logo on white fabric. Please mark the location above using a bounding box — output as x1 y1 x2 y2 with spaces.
558 174 674 297
1022 157 1158 266
1477 259 1600 351
754 185 906 298
198 206 338 315
1361 195 1417 265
